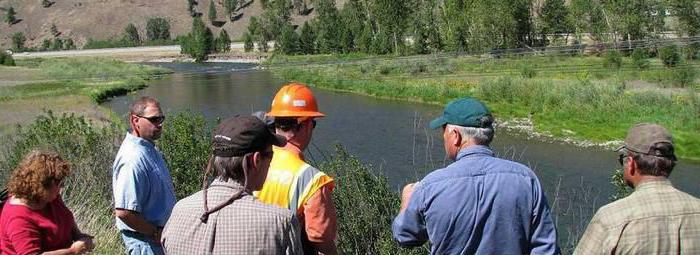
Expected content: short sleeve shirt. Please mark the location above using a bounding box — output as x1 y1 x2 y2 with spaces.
112 132 176 230
0 197 76 255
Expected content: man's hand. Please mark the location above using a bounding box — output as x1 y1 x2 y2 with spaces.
69 238 93 255
400 182 418 213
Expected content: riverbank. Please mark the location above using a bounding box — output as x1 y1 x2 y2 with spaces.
266 53 700 160
11 45 269 63
0 58 170 133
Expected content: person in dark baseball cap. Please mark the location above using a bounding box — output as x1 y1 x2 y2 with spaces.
161 115 303 254
575 123 700 254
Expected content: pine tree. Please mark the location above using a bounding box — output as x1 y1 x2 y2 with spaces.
209 0 218 23
42 0 52 8
5 7 16 25
277 23 300 54
299 21 315 54
11 32 25 51
243 32 254 52
216 29 231 52
124 23 141 44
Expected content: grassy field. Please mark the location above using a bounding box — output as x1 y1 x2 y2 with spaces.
0 58 170 133
266 53 700 160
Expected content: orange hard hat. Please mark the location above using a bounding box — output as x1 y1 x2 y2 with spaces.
268 83 325 118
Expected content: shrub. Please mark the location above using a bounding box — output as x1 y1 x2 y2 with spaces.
41 39 52 50
631 48 650 69
319 145 425 255
603 50 622 69
157 112 212 199
684 43 700 60
123 23 141 44
610 169 632 201
146 17 171 41
215 29 232 53
0 50 15 66
63 38 76 50
243 32 254 52
659 45 681 67
670 65 698 88
51 38 63 51
11 32 26 51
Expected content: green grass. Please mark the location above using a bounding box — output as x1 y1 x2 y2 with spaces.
267 54 700 160
5 58 170 103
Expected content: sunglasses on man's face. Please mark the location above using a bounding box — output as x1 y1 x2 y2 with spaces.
618 154 627 166
136 115 165 125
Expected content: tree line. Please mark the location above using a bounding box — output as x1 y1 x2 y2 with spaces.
242 0 700 56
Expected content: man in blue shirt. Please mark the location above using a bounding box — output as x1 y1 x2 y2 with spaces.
392 97 560 254
113 96 176 255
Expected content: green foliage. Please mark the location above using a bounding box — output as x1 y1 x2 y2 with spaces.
683 42 700 60
5 6 16 25
631 48 650 69
540 0 572 39
63 38 76 50
50 38 63 51
0 112 124 254
320 145 425 255
180 17 214 62
0 50 15 66
123 23 141 44
519 63 537 78
659 45 681 67
299 21 315 54
243 32 254 52
41 39 52 50
215 29 232 53
276 24 300 55
223 0 238 21
11 32 26 51
42 0 52 8
670 65 698 88
146 17 171 41
610 169 632 201
603 50 622 69
208 0 218 22
157 112 212 199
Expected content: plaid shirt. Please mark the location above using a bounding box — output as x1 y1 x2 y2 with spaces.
161 179 303 255
575 179 700 255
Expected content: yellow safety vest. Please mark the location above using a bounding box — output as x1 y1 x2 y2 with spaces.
256 147 334 214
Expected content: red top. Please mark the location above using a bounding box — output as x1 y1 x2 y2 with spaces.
0 197 76 255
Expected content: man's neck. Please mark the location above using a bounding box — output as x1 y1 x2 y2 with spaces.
280 143 304 158
634 175 669 188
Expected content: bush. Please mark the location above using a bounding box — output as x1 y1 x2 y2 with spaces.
631 48 650 69
215 29 232 53
11 32 26 51
0 50 15 66
684 43 700 60
603 50 622 69
146 17 171 41
157 112 212 199
123 23 141 44
319 145 425 255
659 45 681 67
243 32 254 52
670 65 698 88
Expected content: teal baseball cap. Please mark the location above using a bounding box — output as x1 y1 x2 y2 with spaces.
429 98 492 129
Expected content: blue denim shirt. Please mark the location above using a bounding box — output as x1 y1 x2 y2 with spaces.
112 132 176 231
392 146 560 255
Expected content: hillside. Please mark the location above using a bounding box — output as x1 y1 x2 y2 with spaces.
0 0 325 49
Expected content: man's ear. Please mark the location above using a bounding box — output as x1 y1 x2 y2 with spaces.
451 128 462 147
627 156 638 177
251 152 262 170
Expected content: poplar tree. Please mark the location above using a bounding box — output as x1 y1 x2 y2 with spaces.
11 32 25 51
299 21 315 54
277 24 300 54
209 0 218 23
243 32 254 52
216 29 231 52
5 7 16 25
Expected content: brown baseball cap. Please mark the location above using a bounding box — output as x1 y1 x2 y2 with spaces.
212 115 286 157
617 123 676 160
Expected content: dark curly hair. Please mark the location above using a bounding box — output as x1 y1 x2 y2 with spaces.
7 150 71 203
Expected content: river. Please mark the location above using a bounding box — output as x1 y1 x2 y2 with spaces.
103 62 700 245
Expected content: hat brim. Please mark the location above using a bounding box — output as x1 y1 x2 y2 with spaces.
269 133 287 147
429 116 447 129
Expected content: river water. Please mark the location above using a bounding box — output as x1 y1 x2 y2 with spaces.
103 62 700 245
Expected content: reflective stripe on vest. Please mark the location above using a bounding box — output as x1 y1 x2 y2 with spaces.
255 147 334 214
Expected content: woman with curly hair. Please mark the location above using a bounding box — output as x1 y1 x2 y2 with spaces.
0 150 94 255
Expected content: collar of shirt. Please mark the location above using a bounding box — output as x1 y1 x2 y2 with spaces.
455 145 494 161
209 179 248 194
634 178 673 192
125 131 155 148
